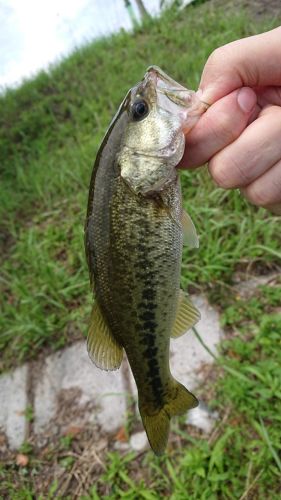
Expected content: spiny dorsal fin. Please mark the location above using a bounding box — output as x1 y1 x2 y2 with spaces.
171 290 201 338
182 209 199 248
87 301 123 371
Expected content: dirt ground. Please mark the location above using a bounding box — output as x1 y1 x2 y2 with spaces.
213 0 280 19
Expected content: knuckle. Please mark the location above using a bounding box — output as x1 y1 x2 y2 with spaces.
207 46 227 67
206 103 245 150
244 184 270 207
228 154 254 185
209 153 248 189
209 160 231 188
213 113 238 145
206 43 237 74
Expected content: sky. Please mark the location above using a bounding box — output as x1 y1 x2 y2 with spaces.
0 0 162 90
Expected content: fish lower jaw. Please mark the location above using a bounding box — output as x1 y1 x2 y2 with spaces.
120 172 176 198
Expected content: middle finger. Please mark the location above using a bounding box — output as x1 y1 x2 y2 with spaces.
208 105 281 189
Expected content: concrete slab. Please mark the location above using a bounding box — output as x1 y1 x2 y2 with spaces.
186 401 219 433
0 294 223 450
0 365 28 450
34 341 127 436
130 431 149 452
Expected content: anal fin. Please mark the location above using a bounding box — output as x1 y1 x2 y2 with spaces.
87 301 123 371
171 290 201 338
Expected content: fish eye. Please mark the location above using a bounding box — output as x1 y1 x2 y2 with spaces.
131 99 149 121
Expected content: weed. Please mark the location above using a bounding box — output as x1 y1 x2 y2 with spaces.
0 0 280 372
0 1 280 498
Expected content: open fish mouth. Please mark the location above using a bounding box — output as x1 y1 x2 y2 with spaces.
148 65 196 106
145 65 209 126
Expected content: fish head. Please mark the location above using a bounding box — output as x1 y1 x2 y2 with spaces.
118 65 207 196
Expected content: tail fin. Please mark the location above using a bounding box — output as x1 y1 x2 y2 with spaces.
139 380 198 455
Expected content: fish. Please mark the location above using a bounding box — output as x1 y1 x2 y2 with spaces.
84 66 207 455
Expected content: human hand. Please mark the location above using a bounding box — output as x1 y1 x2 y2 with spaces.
181 26 281 215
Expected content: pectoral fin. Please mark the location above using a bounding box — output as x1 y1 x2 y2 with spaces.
182 209 199 248
171 290 201 338
87 301 123 371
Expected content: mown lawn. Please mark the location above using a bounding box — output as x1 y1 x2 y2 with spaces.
0 0 280 498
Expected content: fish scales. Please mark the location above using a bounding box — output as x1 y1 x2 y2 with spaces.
110 179 182 410
85 66 206 454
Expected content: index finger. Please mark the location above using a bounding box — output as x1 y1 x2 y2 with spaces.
179 87 257 168
199 26 281 104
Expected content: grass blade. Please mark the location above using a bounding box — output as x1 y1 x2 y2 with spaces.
257 418 281 473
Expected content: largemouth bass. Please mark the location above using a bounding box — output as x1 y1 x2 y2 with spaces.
85 66 206 455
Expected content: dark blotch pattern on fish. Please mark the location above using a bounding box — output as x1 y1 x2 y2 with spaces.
92 175 182 412
140 311 155 321
135 245 164 406
142 288 156 301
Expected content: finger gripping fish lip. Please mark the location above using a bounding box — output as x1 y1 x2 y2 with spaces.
200 99 211 109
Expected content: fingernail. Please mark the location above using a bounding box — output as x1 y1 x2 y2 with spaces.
237 87 257 113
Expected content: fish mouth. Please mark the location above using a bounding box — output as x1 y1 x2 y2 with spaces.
147 65 194 106
145 65 208 130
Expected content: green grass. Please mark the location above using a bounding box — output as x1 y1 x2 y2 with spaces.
0 2 281 496
1 280 280 498
0 1 280 372
90 286 281 499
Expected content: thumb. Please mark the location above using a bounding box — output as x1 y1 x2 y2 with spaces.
199 26 281 104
